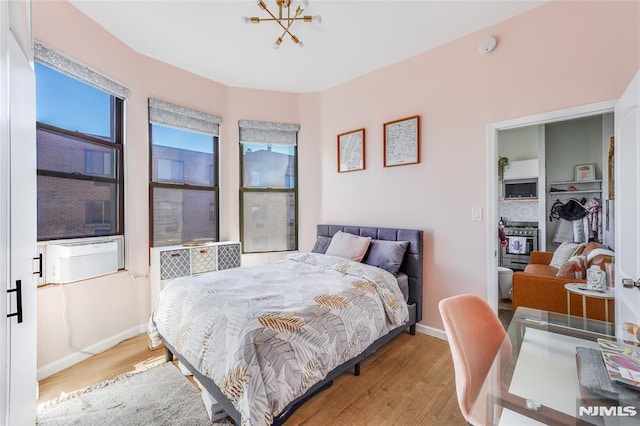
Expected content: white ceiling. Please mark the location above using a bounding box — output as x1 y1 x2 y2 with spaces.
69 0 547 93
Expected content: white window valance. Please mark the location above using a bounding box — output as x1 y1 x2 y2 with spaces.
149 98 221 137
238 120 299 145
34 41 130 100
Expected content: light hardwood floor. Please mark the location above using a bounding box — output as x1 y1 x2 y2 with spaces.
38 331 465 425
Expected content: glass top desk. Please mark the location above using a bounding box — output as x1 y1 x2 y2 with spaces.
468 307 640 425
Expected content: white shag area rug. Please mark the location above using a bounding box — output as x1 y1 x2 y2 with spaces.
37 362 233 426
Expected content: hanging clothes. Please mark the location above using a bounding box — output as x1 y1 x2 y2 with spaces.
553 218 575 244
584 198 602 243
550 197 602 244
549 198 588 222
571 217 589 243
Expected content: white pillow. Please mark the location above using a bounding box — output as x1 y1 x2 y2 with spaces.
325 231 372 262
586 248 615 263
550 242 582 269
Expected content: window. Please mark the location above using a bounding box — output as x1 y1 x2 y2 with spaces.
149 99 221 247
35 61 125 240
85 150 113 177
239 120 299 253
157 158 185 183
85 200 111 226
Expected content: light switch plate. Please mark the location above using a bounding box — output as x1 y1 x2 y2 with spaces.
471 207 482 221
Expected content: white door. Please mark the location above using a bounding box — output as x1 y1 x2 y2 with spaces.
2 1 37 424
0 6 8 421
614 69 640 334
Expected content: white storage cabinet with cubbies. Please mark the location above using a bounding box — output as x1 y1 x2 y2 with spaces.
150 242 241 311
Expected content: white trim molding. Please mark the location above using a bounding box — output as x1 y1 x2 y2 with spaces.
37 323 148 380
415 322 447 341
486 99 617 311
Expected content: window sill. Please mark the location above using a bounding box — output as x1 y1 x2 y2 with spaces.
37 268 128 288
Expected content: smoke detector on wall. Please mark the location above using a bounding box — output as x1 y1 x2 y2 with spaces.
478 36 497 54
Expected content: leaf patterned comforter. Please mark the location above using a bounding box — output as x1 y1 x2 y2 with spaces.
149 252 409 426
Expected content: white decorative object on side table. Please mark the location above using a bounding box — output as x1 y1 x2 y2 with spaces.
586 265 607 291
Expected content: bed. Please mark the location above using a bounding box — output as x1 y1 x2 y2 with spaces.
149 224 423 425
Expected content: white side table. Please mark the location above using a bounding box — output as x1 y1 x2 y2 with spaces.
565 283 614 322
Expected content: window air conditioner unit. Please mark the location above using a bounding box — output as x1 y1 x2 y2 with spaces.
48 240 118 283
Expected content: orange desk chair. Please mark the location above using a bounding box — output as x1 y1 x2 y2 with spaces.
439 294 512 424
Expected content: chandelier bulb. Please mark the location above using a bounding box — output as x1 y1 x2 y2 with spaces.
242 16 250 24
301 0 310 8
297 40 304 48
312 14 322 24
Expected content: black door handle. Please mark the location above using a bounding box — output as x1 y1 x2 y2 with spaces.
7 280 23 323
33 254 42 278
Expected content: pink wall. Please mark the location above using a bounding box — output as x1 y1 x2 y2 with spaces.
34 0 639 373
316 0 639 330
33 1 315 372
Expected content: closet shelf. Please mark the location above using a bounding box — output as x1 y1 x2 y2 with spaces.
549 179 602 185
548 178 602 197
499 197 538 202
548 190 601 195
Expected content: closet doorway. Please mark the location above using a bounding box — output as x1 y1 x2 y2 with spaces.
486 100 616 313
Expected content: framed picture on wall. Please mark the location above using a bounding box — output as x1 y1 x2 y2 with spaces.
337 128 365 172
575 163 596 181
383 115 420 167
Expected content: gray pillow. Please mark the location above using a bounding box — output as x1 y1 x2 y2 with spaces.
364 240 409 275
311 236 332 254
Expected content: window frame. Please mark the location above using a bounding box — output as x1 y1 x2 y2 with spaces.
148 123 220 247
239 141 299 254
35 94 125 242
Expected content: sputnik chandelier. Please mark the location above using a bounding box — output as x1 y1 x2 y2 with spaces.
243 0 322 49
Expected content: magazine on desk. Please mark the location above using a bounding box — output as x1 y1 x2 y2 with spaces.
598 339 640 388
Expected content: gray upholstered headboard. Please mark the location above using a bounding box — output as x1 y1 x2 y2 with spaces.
316 224 424 323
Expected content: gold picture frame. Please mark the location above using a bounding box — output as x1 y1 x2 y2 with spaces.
337 128 365 173
383 115 420 167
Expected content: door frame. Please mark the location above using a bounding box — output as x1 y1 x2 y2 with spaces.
485 100 617 311
613 70 640 334
1 2 10 421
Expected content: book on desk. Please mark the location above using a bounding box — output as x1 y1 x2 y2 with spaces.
575 340 640 407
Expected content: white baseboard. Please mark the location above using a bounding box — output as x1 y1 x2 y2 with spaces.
415 323 447 341
37 323 148 380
